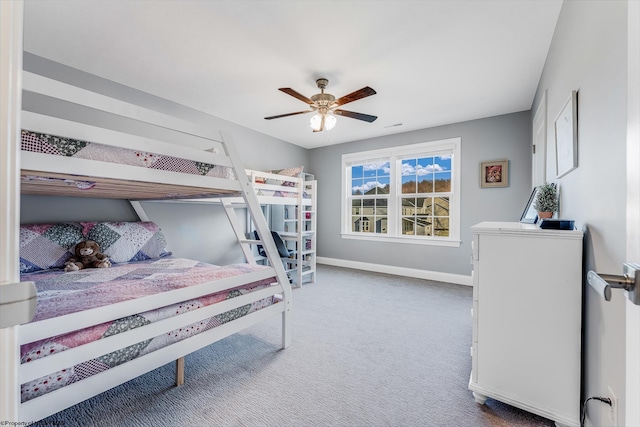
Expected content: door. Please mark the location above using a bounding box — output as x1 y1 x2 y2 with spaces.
626 1 639 425
532 90 547 187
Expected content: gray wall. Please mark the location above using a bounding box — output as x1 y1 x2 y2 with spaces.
530 1 628 425
309 111 532 276
20 54 309 264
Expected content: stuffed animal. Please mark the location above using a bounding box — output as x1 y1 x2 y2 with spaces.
64 240 111 272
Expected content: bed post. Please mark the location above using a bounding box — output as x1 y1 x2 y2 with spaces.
1 1 24 421
175 357 185 386
219 131 292 349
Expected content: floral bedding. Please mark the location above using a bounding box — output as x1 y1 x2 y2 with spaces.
20 258 277 402
254 188 311 199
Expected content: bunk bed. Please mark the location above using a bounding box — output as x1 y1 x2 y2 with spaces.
245 168 317 287
158 168 318 287
3 68 293 423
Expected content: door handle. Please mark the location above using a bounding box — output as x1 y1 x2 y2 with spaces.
587 263 640 305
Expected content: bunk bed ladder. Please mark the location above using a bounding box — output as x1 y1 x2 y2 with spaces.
219 132 292 349
220 198 259 266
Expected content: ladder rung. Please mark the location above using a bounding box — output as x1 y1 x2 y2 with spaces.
239 238 261 244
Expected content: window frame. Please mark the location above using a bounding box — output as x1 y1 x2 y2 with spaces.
341 138 461 247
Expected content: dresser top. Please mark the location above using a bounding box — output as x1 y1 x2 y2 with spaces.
471 221 583 237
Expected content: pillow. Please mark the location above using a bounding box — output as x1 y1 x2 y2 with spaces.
277 166 303 187
276 166 304 177
265 166 304 187
83 221 171 263
20 223 84 273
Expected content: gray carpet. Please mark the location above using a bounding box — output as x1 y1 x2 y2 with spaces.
39 265 554 427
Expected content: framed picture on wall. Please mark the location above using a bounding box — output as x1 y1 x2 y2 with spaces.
480 159 509 188
555 90 578 178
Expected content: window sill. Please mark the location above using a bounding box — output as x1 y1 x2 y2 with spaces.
340 233 461 247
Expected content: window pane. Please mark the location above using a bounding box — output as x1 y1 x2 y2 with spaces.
434 171 451 192
401 159 416 176
434 197 449 216
376 176 390 194
378 161 391 178
401 176 416 194
363 163 377 178
423 197 433 215
352 199 362 215
417 176 433 193
402 217 415 235
415 197 431 215
352 216 361 232
375 199 388 215
352 178 364 195
417 157 433 174
401 197 416 215
434 155 452 171
415 216 432 236
434 218 450 237
361 216 373 233
351 165 364 179
374 217 388 233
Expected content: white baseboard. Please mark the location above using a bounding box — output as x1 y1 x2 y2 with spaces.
316 257 473 286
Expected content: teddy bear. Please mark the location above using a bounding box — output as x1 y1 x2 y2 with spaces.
64 240 111 272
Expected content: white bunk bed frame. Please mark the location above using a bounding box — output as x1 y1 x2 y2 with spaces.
160 169 318 287
0 5 292 422
245 170 317 286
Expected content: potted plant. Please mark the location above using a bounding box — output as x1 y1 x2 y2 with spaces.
534 182 559 219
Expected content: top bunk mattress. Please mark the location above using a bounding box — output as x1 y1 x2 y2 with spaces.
21 130 239 200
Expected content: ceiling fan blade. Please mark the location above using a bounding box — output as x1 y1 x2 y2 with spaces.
334 86 377 106
334 109 378 123
264 110 313 120
279 88 314 105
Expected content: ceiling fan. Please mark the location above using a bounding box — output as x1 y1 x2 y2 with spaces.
264 78 377 132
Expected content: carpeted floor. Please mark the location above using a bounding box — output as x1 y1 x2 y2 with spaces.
39 265 554 427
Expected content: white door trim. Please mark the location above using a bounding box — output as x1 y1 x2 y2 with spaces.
0 0 24 422
626 1 640 426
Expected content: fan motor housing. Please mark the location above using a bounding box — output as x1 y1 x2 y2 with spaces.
311 93 335 106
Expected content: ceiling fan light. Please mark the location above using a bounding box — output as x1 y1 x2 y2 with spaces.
310 113 337 132
325 114 337 130
310 114 323 131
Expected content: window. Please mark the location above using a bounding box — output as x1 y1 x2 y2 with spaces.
342 138 460 247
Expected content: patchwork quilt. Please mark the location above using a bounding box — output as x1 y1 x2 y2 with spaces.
20 259 277 402
21 129 235 181
19 221 171 274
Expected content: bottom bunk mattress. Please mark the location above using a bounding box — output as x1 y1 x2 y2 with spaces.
19 258 278 402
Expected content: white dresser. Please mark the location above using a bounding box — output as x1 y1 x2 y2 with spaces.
469 221 583 427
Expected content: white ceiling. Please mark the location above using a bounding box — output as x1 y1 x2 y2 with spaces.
22 0 562 149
